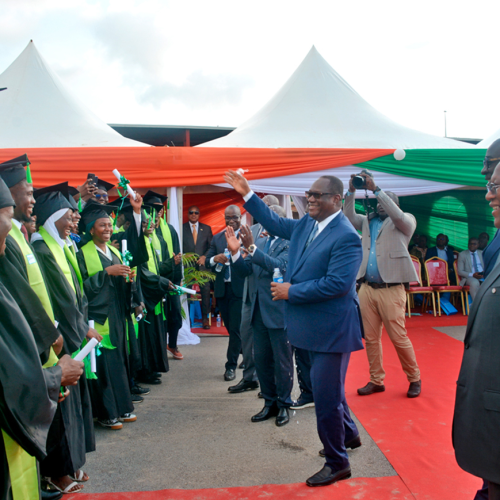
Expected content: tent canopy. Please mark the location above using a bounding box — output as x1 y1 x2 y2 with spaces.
0 41 145 148
203 46 474 150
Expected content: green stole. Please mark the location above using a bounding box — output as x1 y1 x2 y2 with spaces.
81 240 123 349
9 224 59 367
159 219 174 258
145 235 164 316
2 430 38 500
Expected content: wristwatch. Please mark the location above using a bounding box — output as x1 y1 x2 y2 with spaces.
248 244 257 253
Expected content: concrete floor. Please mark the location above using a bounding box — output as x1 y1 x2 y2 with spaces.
82 337 395 493
433 325 466 342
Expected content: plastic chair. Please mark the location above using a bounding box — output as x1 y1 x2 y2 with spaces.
424 257 465 316
407 256 436 317
454 260 470 315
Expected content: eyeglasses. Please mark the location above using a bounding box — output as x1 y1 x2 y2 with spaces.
305 191 333 200
483 157 500 170
95 193 108 199
225 215 240 221
486 181 500 194
189 211 199 215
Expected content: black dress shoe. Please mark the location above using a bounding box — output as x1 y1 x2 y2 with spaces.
228 379 259 393
131 394 144 403
41 489 63 500
137 376 161 385
319 434 361 456
306 465 351 487
238 362 245 369
357 382 385 396
131 385 150 395
251 404 279 422
224 369 236 381
258 392 263 399
407 380 421 398
275 407 289 427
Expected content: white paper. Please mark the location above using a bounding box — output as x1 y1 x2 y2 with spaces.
90 348 96 372
121 239 127 254
175 285 197 295
74 338 98 362
112 169 136 200
433 262 439 267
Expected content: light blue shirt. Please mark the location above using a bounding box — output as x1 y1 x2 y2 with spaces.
366 216 384 283
437 248 448 261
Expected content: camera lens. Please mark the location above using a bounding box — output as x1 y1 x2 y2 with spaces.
352 175 366 189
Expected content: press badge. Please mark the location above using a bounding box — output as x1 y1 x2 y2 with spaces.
26 254 36 265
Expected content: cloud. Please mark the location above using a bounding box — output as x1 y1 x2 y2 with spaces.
138 70 254 109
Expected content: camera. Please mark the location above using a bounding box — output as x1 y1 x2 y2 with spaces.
352 169 373 190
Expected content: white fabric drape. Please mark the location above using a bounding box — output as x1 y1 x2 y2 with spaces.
168 186 200 346
291 196 308 218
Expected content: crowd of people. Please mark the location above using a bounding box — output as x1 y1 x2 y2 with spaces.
2 138 500 498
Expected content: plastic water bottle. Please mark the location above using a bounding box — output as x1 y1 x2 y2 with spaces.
216 314 221 328
224 248 231 265
273 268 284 283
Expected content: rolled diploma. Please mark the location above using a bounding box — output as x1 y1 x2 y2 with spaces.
121 239 127 254
88 320 97 372
175 285 197 295
74 338 98 362
112 169 136 200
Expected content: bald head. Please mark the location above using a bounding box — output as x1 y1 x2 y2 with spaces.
225 204 241 230
262 195 279 207
270 205 286 218
482 138 500 180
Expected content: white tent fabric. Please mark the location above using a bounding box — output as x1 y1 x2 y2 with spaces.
0 41 145 148
203 46 473 150
477 129 499 148
216 166 463 197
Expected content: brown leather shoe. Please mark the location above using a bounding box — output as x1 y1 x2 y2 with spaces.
167 347 184 360
407 381 421 398
357 382 385 396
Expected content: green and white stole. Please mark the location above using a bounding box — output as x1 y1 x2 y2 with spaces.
9 224 59 367
81 240 124 349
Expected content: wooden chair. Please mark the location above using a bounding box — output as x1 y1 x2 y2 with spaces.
407 256 436 317
424 257 465 316
454 260 470 315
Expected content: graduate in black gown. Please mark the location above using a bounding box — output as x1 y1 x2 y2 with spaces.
0 177 83 500
76 197 147 430
31 183 101 492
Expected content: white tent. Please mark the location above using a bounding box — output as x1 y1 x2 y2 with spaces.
0 41 145 148
204 46 473 150
477 129 499 149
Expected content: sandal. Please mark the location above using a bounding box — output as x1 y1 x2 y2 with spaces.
69 470 89 482
45 478 83 494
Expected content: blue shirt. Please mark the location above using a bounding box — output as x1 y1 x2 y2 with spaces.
366 216 384 283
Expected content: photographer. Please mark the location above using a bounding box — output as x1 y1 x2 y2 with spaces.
344 171 421 398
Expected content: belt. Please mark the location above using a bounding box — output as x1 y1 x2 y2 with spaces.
365 282 402 289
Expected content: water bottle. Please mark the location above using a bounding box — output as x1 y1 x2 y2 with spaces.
216 314 221 328
273 268 284 283
224 248 231 265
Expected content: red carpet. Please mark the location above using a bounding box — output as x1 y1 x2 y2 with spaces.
192 326 228 336
73 314 481 499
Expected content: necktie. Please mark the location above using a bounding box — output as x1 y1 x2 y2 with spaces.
472 252 479 273
192 224 197 245
263 236 273 255
304 223 318 250
20 224 29 243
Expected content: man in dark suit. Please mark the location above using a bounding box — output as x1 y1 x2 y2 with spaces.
182 205 213 329
225 170 363 487
205 205 245 381
426 233 456 284
453 161 500 500
228 206 293 426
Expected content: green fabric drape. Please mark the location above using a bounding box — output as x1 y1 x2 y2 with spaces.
355 149 487 187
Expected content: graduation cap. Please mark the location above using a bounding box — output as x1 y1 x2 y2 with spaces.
0 154 32 188
33 182 74 226
0 177 15 210
66 186 80 211
95 179 115 192
79 200 114 234
143 190 167 210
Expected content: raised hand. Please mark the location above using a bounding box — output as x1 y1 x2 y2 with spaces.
239 224 254 248
223 170 251 197
130 192 143 214
225 226 241 255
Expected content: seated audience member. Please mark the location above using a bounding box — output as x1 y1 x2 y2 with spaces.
426 233 456 284
457 237 484 300
410 235 428 263
478 232 490 251
408 233 420 251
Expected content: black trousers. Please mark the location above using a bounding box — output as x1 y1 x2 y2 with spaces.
199 265 211 319
217 283 242 370
252 303 293 408
166 295 183 349
294 346 314 402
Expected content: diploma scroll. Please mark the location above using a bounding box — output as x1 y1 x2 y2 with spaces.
112 169 136 200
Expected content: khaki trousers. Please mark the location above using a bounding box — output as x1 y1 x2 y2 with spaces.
358 283 420 385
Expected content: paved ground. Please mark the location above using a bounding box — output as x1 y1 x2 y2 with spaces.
433 325 466 342
82 337 395 493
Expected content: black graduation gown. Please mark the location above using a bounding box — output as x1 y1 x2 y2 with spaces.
137 235 172 374
33 240 95 477
0 280 61 500
0 235 60 362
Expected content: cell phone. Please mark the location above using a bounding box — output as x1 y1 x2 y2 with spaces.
87 173 96 186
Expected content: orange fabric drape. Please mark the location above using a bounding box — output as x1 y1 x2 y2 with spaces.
0 147 394 188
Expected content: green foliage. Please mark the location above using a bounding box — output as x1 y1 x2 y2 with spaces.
182 253 215 295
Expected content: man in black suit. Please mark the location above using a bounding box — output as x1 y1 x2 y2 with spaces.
182 206 213 329
228 205 293 426
426 233 456 284
206 205 245 381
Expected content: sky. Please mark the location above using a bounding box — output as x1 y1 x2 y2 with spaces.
2 0 500 140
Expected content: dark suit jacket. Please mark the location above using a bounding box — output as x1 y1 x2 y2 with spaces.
182 222 213 257
244 194 363 353
232 235 289 330
426 246 456 284
453 260 500 484
205 230 244 299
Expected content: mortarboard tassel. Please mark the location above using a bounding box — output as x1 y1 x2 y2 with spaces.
78 194 82 213
26 162 33 183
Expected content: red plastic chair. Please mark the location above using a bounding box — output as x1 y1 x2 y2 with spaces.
424 257 465 316
454 260 470 315
406 256 436 317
